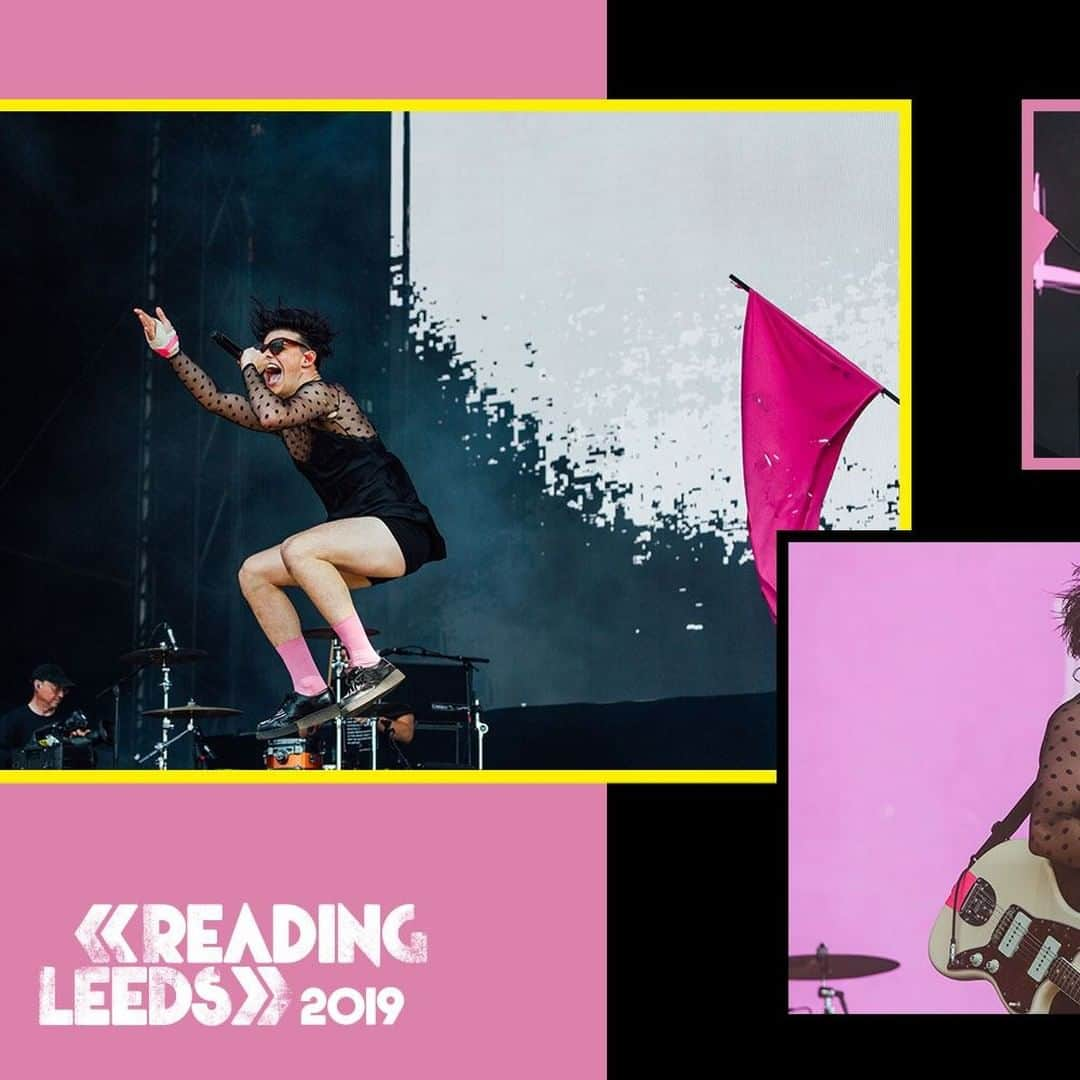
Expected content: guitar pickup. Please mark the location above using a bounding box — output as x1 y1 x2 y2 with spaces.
997 909 1032 958
1027 936 1061 982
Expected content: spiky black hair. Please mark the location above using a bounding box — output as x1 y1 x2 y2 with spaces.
1058 565 1080 658
250 299 336 367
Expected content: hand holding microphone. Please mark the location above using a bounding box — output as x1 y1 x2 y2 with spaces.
239 346 268 373
210 331 266 373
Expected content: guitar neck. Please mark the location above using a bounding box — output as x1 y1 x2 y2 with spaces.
1050 957 1080 1007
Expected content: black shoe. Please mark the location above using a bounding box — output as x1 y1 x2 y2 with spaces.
339 659 405 716
256 688 338 741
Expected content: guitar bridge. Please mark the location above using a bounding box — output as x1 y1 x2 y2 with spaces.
959 878 996 927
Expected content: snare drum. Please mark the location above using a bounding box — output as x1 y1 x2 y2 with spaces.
265 736 323 770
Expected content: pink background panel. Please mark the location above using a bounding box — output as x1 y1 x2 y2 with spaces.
0 1 605 98
788 541 1080 1013
0 784 606 1076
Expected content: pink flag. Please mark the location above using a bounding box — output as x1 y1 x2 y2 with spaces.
1027 207 1058 276
741 290 885 619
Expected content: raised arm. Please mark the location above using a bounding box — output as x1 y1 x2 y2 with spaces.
1029 700 1080 870
169 350 269 430
134 306 265 431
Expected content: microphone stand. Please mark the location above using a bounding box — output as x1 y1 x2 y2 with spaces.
381 646 490 666
93 668 140 769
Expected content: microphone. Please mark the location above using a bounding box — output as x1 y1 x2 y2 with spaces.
164 623 178 649
210 331 244 361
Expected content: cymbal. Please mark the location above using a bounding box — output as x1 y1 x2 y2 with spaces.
302 626 380 641
120 646 209 666
143 704 241 719
788 954 900 981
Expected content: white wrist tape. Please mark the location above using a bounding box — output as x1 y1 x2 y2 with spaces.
149 319 179 358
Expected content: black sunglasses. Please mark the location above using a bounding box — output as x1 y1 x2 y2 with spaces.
262 337 311 356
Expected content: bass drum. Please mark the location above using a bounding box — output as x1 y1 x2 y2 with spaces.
264 736 323 770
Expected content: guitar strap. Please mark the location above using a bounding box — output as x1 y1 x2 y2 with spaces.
945 779 1040 971
970 780 1039 863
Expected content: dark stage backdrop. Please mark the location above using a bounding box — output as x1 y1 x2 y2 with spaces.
1035 112 1080 456
0 111 797 763
0 112 394 761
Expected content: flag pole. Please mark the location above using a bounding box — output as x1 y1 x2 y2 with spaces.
730 272 900 406
1056 229 1080 260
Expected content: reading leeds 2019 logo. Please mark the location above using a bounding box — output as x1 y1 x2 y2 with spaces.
40 903 428 1027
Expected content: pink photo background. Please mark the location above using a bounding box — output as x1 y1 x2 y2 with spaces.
788 542 1080 1013
0 1 605 98
0 785 605 1077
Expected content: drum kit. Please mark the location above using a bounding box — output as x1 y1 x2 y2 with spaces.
121 642 215 769
787 943 900 1014
122 624 374 770
121 623 488 771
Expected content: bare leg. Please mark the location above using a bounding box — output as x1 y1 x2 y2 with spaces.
238 542 375 647
240 541 379 738
237 547 302 647
279 518 405 628
279 519 409 715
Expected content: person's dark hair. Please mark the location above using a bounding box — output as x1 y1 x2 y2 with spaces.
1058 566 1080 658
250 299 335 367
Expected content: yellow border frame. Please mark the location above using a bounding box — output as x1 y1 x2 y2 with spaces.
0 98 910 785
0 769 775 785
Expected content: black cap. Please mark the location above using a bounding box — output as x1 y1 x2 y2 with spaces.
32 663 75 688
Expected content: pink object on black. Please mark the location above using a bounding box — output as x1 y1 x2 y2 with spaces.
740 290 884 619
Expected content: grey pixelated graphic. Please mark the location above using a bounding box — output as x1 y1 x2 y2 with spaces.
408 112 899 577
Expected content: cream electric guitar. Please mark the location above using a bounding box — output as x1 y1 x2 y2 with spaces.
928 839 1080 1013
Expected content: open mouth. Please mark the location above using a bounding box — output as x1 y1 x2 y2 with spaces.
264 362 284 390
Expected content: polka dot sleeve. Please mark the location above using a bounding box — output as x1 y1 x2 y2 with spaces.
241 365 337 430
166 350 265 431
1029 699 1080 869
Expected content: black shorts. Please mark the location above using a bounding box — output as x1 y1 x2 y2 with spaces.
368 517 434 585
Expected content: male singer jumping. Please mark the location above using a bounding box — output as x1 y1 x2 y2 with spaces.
134 302 446 739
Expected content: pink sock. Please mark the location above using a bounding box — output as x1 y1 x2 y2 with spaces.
275 636 328 696
332 614 381 668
